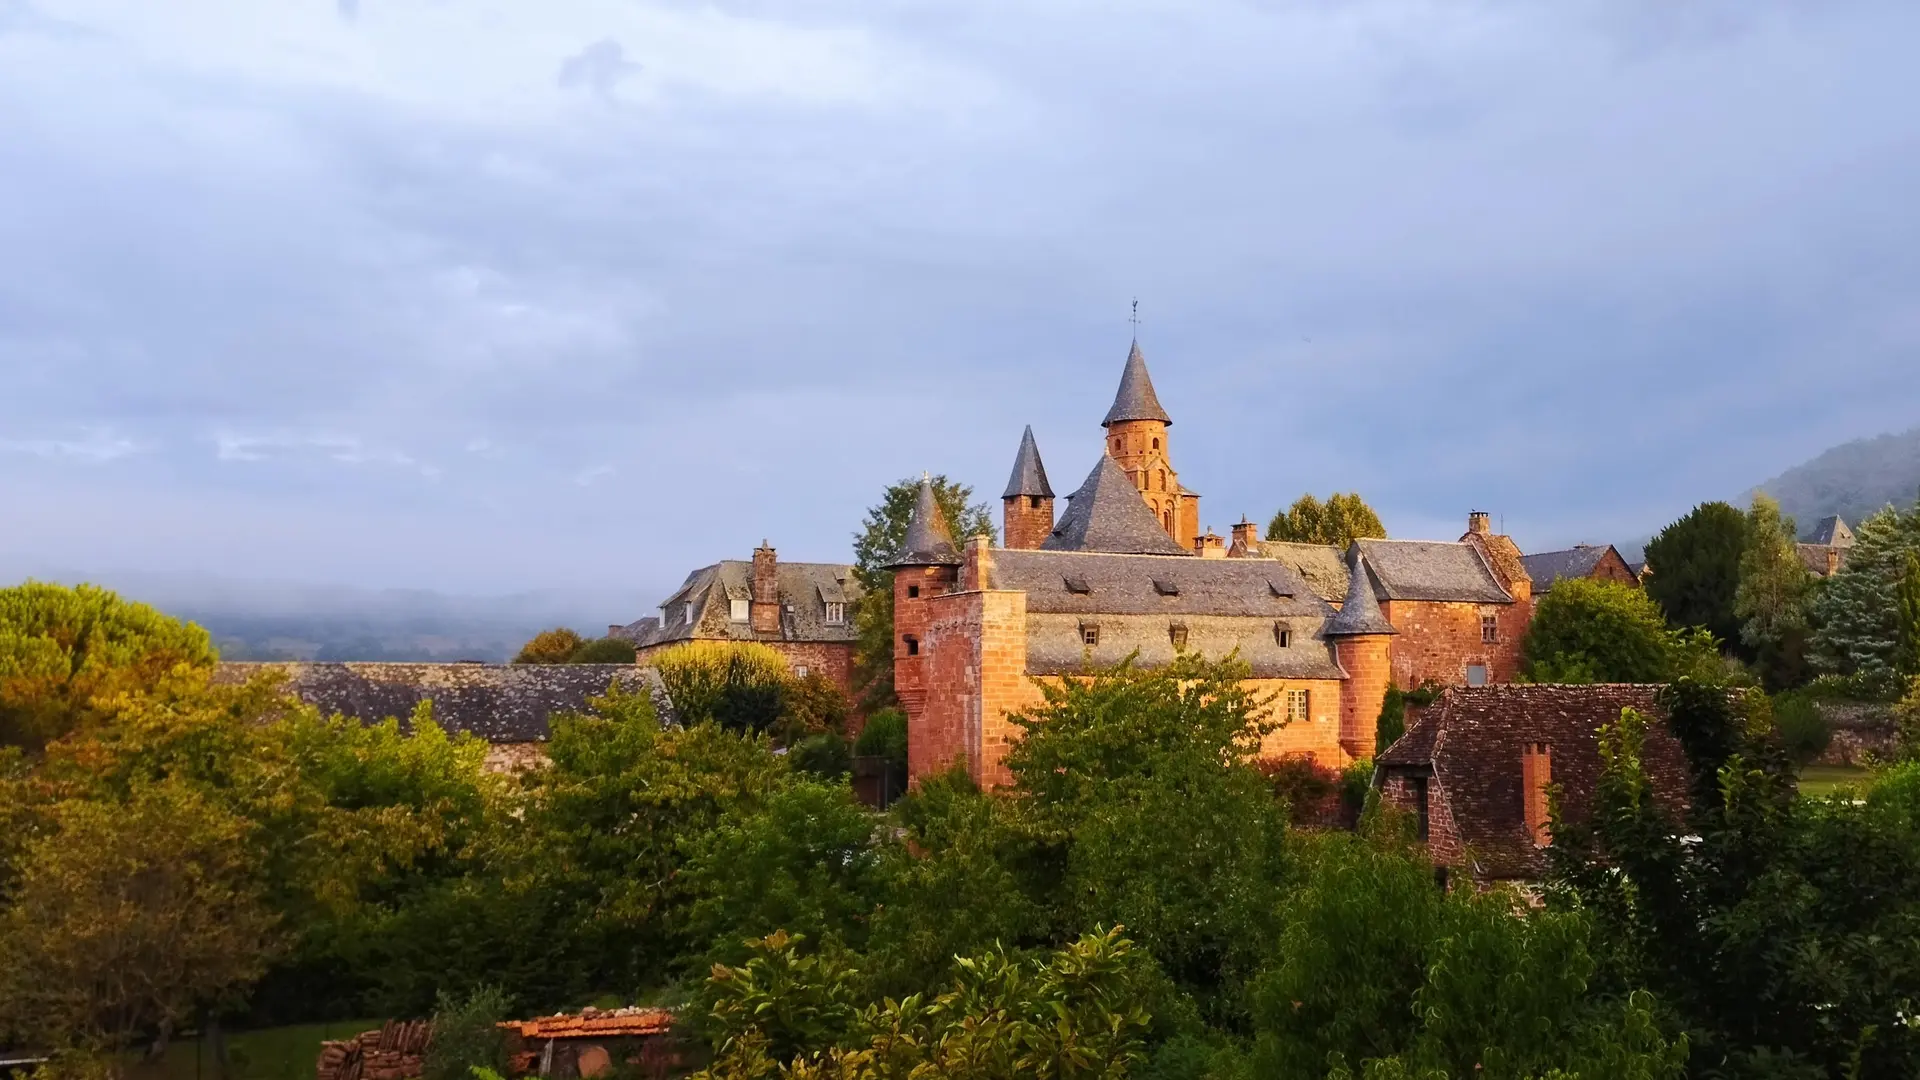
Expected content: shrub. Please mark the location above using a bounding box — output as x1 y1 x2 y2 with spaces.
513 627 584 664
788 733 852 781
650 642 792 735
1772 690 1831 765
780 672 851 739
852 708 907 764
421 985 511 1080
568 637 638 664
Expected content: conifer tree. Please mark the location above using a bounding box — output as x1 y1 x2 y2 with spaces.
1810 499 1920 692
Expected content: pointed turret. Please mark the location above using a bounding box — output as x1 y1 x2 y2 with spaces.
1325 550 1396 637
1101 340 1173 427
1001 426 1053 499
1002 427 1056 550
1042 456 1190 556
887 475 961 568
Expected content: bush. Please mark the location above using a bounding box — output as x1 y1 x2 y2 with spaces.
650 642 792 735
1772 691 1831 765
569 637 638 664
788 732 852 781
421 985 511 1080
513 627 584 664
852 709 907 764
781 672 851 739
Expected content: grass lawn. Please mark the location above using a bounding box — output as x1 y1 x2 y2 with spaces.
1797 763 1877 798
127 1020 381 1080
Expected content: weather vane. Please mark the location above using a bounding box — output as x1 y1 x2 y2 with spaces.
1130 298 1140 335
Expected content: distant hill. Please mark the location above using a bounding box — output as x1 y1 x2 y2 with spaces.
1750 426 1920 537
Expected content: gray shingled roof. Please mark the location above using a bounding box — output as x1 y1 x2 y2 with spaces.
1803 515 1855 547
642 560 862 647
1002 425 1054 499
1353 539 1513 604
1024 613 1344 679
1245 541 1350 602
1100 340 1172 426
1519 545 1615 593
1042 456 1190 556
215 661 661 743
1796 543 1852 577
888 476 962 567
994 548 1328 617
1325 553 1396 636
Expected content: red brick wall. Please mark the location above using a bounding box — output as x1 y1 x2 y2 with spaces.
1003 496 1054 551
1383 599 1527 688
764 641 855 702
1336 636 1394 759
1380 770 1464 870
751 545 781 635
893 564 958 728
1245 678 1348 766
1590 549 1638 587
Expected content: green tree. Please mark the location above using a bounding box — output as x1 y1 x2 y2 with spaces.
1899 551 1920 679
1265 492 1387 546
1734 494 1813 690
419 985 511 1080
0 582 216 750
513 627 585 664
0 780 279 1061
652 641 794 735
568 636 637 664
1810 499 1920 693
1523 578 1702 684
849 476 993 711
1643 501 1748 650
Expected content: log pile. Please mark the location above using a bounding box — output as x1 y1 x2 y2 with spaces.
317 1020 434 1080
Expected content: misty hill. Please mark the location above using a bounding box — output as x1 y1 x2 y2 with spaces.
1750 426 1920 535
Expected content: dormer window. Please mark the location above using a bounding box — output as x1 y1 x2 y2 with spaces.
1152 578 1180 596
729 599 750 622
1064 576 1092 595
682 601 694 625
824 601 846 625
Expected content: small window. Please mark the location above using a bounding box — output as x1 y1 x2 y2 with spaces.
907 585 920 599
1064 576 1092 595
682 601 694 625
794 665 810 678
1275 624 1291 648
1466 663 1489 687
1151 437 1160 449
1029 495 1042 509
729 598 750 622
903 635 919 656
1170 623 1189 649
1152 578 1180 596
1285 689 1310 724
1081 624 1100 647
1481 614 1499 643
824 601 846 625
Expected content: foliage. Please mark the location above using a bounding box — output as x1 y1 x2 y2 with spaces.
1811 499 1920 695
850 709 906 764
694 928 1155 1080
652 642 794 735
1264 492 1386 546
1374 682 1440 756
1771 690 1831 766
1523 578 1717 684
513 627 586 664
1900 551 1920 678
1644 501 1748 651
0 582 217 750
420 985 511 1080
1734 494 1814 690
1549 687 1920 1076
0 779 278 1056
788 733 852 781
849 476 994 711
1003 655 1288 1022
782 673 852 740
569 637 638 664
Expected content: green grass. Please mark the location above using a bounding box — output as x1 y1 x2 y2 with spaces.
128 1020 381 1080
1796 763 1876 799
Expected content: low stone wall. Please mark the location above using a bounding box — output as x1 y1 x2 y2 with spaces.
1815 700 1899 766
317 1021 432 1080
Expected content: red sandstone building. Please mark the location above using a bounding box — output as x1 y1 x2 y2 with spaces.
627 542 862 701
892 340 1539 786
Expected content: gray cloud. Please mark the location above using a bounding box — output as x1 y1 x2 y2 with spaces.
557 39 641 100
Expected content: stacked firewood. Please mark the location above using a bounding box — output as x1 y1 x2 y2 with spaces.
316 1020 434 1080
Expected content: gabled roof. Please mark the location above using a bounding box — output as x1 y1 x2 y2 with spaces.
1002 425 1054 499
1377 684 1692 880
1796 543 1852 577
888 476 962 567
643 560 862 646
1519 545 1618 592
1803 515 1855 547
1101 340 1173 427
1325 552 1396 637
1241 541 1351 602
1042 456 1190 556
1354 538 1513 604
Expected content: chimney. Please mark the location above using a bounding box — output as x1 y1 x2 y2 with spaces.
750 540 782 636
961 534 996 591
1230 516 1260 554
1195 528 1227 559
1467 510 1491 535
1521 741 1552 847
1826 548 1840 576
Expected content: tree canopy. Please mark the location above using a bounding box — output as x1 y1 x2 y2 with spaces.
511 627 586 664
850 476 993 710
1812 499 1920 694
1643 501 1748 651
1733 494 1813 690
1265 492 1386 546
1523 578 1720 684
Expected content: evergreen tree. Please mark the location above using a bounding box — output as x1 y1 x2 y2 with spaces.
1734 494 1813 690
849 477 993 710
1899 551 1920 678
1811 499 1920 693
1644 501 1748 650
1265 492 1387 546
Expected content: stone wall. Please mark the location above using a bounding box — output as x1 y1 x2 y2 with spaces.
1383 599 1527 688
317 1021 431 1080
761 641 857 708
1815 700 1900 766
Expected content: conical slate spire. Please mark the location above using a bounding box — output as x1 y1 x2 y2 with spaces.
1101 340 1173 427
1325 548 1397 637
886 475 961 568
1001 426 1054 500
1042 455 1189 556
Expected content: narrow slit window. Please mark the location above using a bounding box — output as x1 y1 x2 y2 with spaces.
903 635 919 656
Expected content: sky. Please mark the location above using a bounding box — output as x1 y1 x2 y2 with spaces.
2 0 1918 608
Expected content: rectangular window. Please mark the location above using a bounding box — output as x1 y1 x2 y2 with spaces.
794 665 810 678
824 601 845 625
682 601 694 625
1275 625 1292 648
1481 614 1499 643
1285 689 1310 723
729 598 750 622
1466 663 1489 687
903 635 919 656
907 585 920 598
1169 624 1189 649
1081 625 1100 647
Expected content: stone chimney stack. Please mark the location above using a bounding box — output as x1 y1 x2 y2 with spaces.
1467 510 1491 535
751 541 782 635
1827 548 1840 575
1230 517 1260 554
1194 528 1227 558
1521 740 1552 847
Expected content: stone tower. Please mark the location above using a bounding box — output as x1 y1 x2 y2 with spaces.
1325 548 1397 760
885 476 962 728
1002 426 1055 551
1102 340 1198 547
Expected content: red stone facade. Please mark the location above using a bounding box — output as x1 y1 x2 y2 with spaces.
1003 494 1055 551
1336 636 1394 759
1380 599 1528 689
1105 418 1199 548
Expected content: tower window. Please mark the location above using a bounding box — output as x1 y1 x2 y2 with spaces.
824 601 846 625
907 585 920 598
1152 437 1160 449
1029 495 1042 509
904 635 919 656
729 599 750 622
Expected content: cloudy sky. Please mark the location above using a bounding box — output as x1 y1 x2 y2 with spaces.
2 0 1917 604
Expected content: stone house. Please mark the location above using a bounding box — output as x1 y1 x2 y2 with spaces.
1519 543 1639 595
630 542 862 702
1797 515 1855 578
1374 684 1692 885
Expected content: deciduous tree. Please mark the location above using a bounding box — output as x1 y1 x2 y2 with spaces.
1265 492 1386 546
513 627 586 664
1734 494 1813 690
1523 578 1710 684
849 477 993 710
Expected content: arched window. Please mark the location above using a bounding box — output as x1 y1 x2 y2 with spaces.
1164 507 1174 532
1157 469 1166 491
1152 437 1160 450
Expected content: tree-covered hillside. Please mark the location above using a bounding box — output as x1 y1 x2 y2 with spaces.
1751 426 1920 535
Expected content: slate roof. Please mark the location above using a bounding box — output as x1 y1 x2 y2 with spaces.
1024 613 1344 679
994 549 1328 617
642 560 862 647
608 616 660 642
1354 538 1513 604
1101 341 1173 426
1804 515 1855 547
1377 684 1692 880
1325 553 1396 636
1240 541 1351 602
215 661 659 743
1002 425 1054 499
1796 543 1852 577
1042 455 1191 555
1520 545 1616 593
888 477 962 567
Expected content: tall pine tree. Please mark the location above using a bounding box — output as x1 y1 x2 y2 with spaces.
1810 498 1920 693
